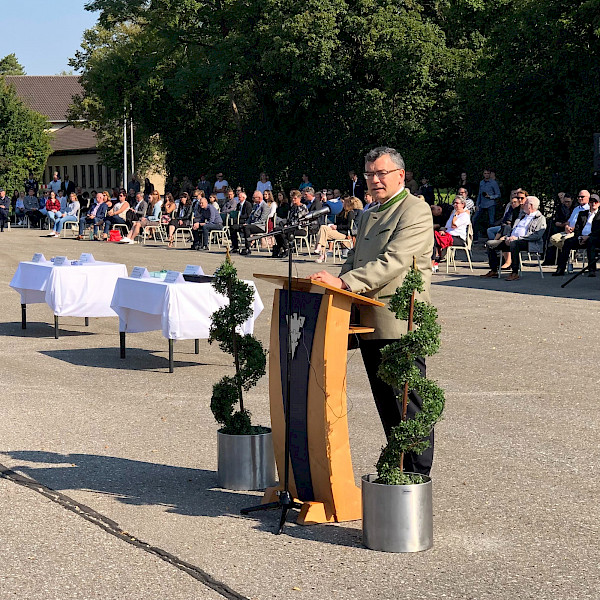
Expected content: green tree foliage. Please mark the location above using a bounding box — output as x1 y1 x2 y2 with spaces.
376 265 445 486
0 54 26 76
0 78 52 191
74 0 600 196
209 256 267 435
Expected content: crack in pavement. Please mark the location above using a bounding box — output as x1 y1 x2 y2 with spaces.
0 462 249 600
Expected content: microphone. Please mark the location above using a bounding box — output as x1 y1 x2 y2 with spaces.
300 206 330 222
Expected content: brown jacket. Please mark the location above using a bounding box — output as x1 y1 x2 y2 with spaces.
339 190 433 340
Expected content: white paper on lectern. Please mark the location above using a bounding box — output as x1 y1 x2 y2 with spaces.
130 266 150 279
32 253 46 263
183 264 205 275
79 253 96 263
53 256 68 266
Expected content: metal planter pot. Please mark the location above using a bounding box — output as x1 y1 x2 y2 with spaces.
361 473 433 553
217 429 277 491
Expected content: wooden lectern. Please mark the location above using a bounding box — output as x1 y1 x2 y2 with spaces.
254 274 384 525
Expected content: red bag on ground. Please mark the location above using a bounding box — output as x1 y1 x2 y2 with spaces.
109 229 122 242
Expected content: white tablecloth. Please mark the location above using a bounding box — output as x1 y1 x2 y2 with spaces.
10 261 128 317
110 277 264 340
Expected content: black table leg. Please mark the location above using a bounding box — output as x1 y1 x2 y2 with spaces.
194 339 199 354
54 315 59 339
85 317 89 327
21 304 26 329
120 331 126 359
169 338 174 373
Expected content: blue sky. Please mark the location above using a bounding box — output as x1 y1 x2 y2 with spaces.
0 1 99 75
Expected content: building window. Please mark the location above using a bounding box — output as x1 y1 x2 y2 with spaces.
63 166 68 180
89 165 95 189
97 165 103 190
48 166 53 183
106 168 112 189
81 165 86 189
73 165 78 186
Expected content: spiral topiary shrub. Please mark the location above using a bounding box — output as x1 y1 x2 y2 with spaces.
209 255 267 435
376 263 445 485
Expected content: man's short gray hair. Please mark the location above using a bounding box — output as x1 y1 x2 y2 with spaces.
303 187 315 196
526 196 540 211
364 147 405 170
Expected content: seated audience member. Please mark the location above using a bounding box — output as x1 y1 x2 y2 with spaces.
221 188 239 218
15 191 26 224
127 192 148 226
363 191 377 211
48 193 80 237
489 193 523 269
457 186 475 213
167 192 193 247
77 193 108 239
543 193 574 265
271 189 308 258
481 196 546 281
57 189 67 211
275 191 290 224
487 190 518 240
554 194 600 276
230 190 269 255
191 196 223 250
264 190 277 220
161 193 177 226
549 190 590 252
431 205 446 231
45 191 62 228
102 191 130 240
119 190 162 244
23 188 41 226
432 196 471 271
0 188 9 232
314 196 357 263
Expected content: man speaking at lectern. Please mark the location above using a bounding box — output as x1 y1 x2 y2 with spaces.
310 147 434 475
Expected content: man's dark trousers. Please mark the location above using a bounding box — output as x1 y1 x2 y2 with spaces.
359 338 433 475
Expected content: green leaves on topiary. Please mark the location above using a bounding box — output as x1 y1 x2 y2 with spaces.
375 264 445 485
209 256 266 435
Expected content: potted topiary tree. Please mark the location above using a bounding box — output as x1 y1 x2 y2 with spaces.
361 261 445 552
209 255 276 491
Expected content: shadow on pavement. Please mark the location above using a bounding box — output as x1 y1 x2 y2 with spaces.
1 450 259 518
0 321 96 338
40 347 208 371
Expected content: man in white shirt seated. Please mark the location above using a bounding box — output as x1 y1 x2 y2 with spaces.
549 189 590 250
554 194 600 276
481 196 546 281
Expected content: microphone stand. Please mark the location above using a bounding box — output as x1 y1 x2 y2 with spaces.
240 221 309 534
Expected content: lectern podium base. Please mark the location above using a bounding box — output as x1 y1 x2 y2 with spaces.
262 485 362 525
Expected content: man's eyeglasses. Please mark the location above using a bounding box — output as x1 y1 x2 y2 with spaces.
578 195 587 198
363 169 401 180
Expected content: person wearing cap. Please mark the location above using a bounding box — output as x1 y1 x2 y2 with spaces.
554 193 600 276
0 188 9 232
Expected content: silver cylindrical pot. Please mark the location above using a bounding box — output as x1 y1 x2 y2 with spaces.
362 473 433 553
217 429 277 491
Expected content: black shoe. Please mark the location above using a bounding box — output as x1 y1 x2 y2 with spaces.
240 248 251 256
230 248 239 253
279 250 288 258
588 270 596 277
201 245 209 251
552 270 565 277
190 245 199 250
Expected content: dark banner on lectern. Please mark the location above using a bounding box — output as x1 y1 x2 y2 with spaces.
278 290 322 502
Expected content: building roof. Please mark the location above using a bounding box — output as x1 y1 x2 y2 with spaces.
4 75 83 122
50 126 97 153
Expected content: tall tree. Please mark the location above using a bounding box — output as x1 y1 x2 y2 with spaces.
0 53 26 76
0 78 52 190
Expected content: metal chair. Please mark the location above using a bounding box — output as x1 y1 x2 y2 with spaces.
446 223 474 272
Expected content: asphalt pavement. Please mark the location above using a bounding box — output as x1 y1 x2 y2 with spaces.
1 228 599 599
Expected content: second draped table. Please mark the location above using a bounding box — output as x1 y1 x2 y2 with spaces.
110 276 264 371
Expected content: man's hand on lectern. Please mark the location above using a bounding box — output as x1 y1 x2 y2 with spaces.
309 270 347 289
